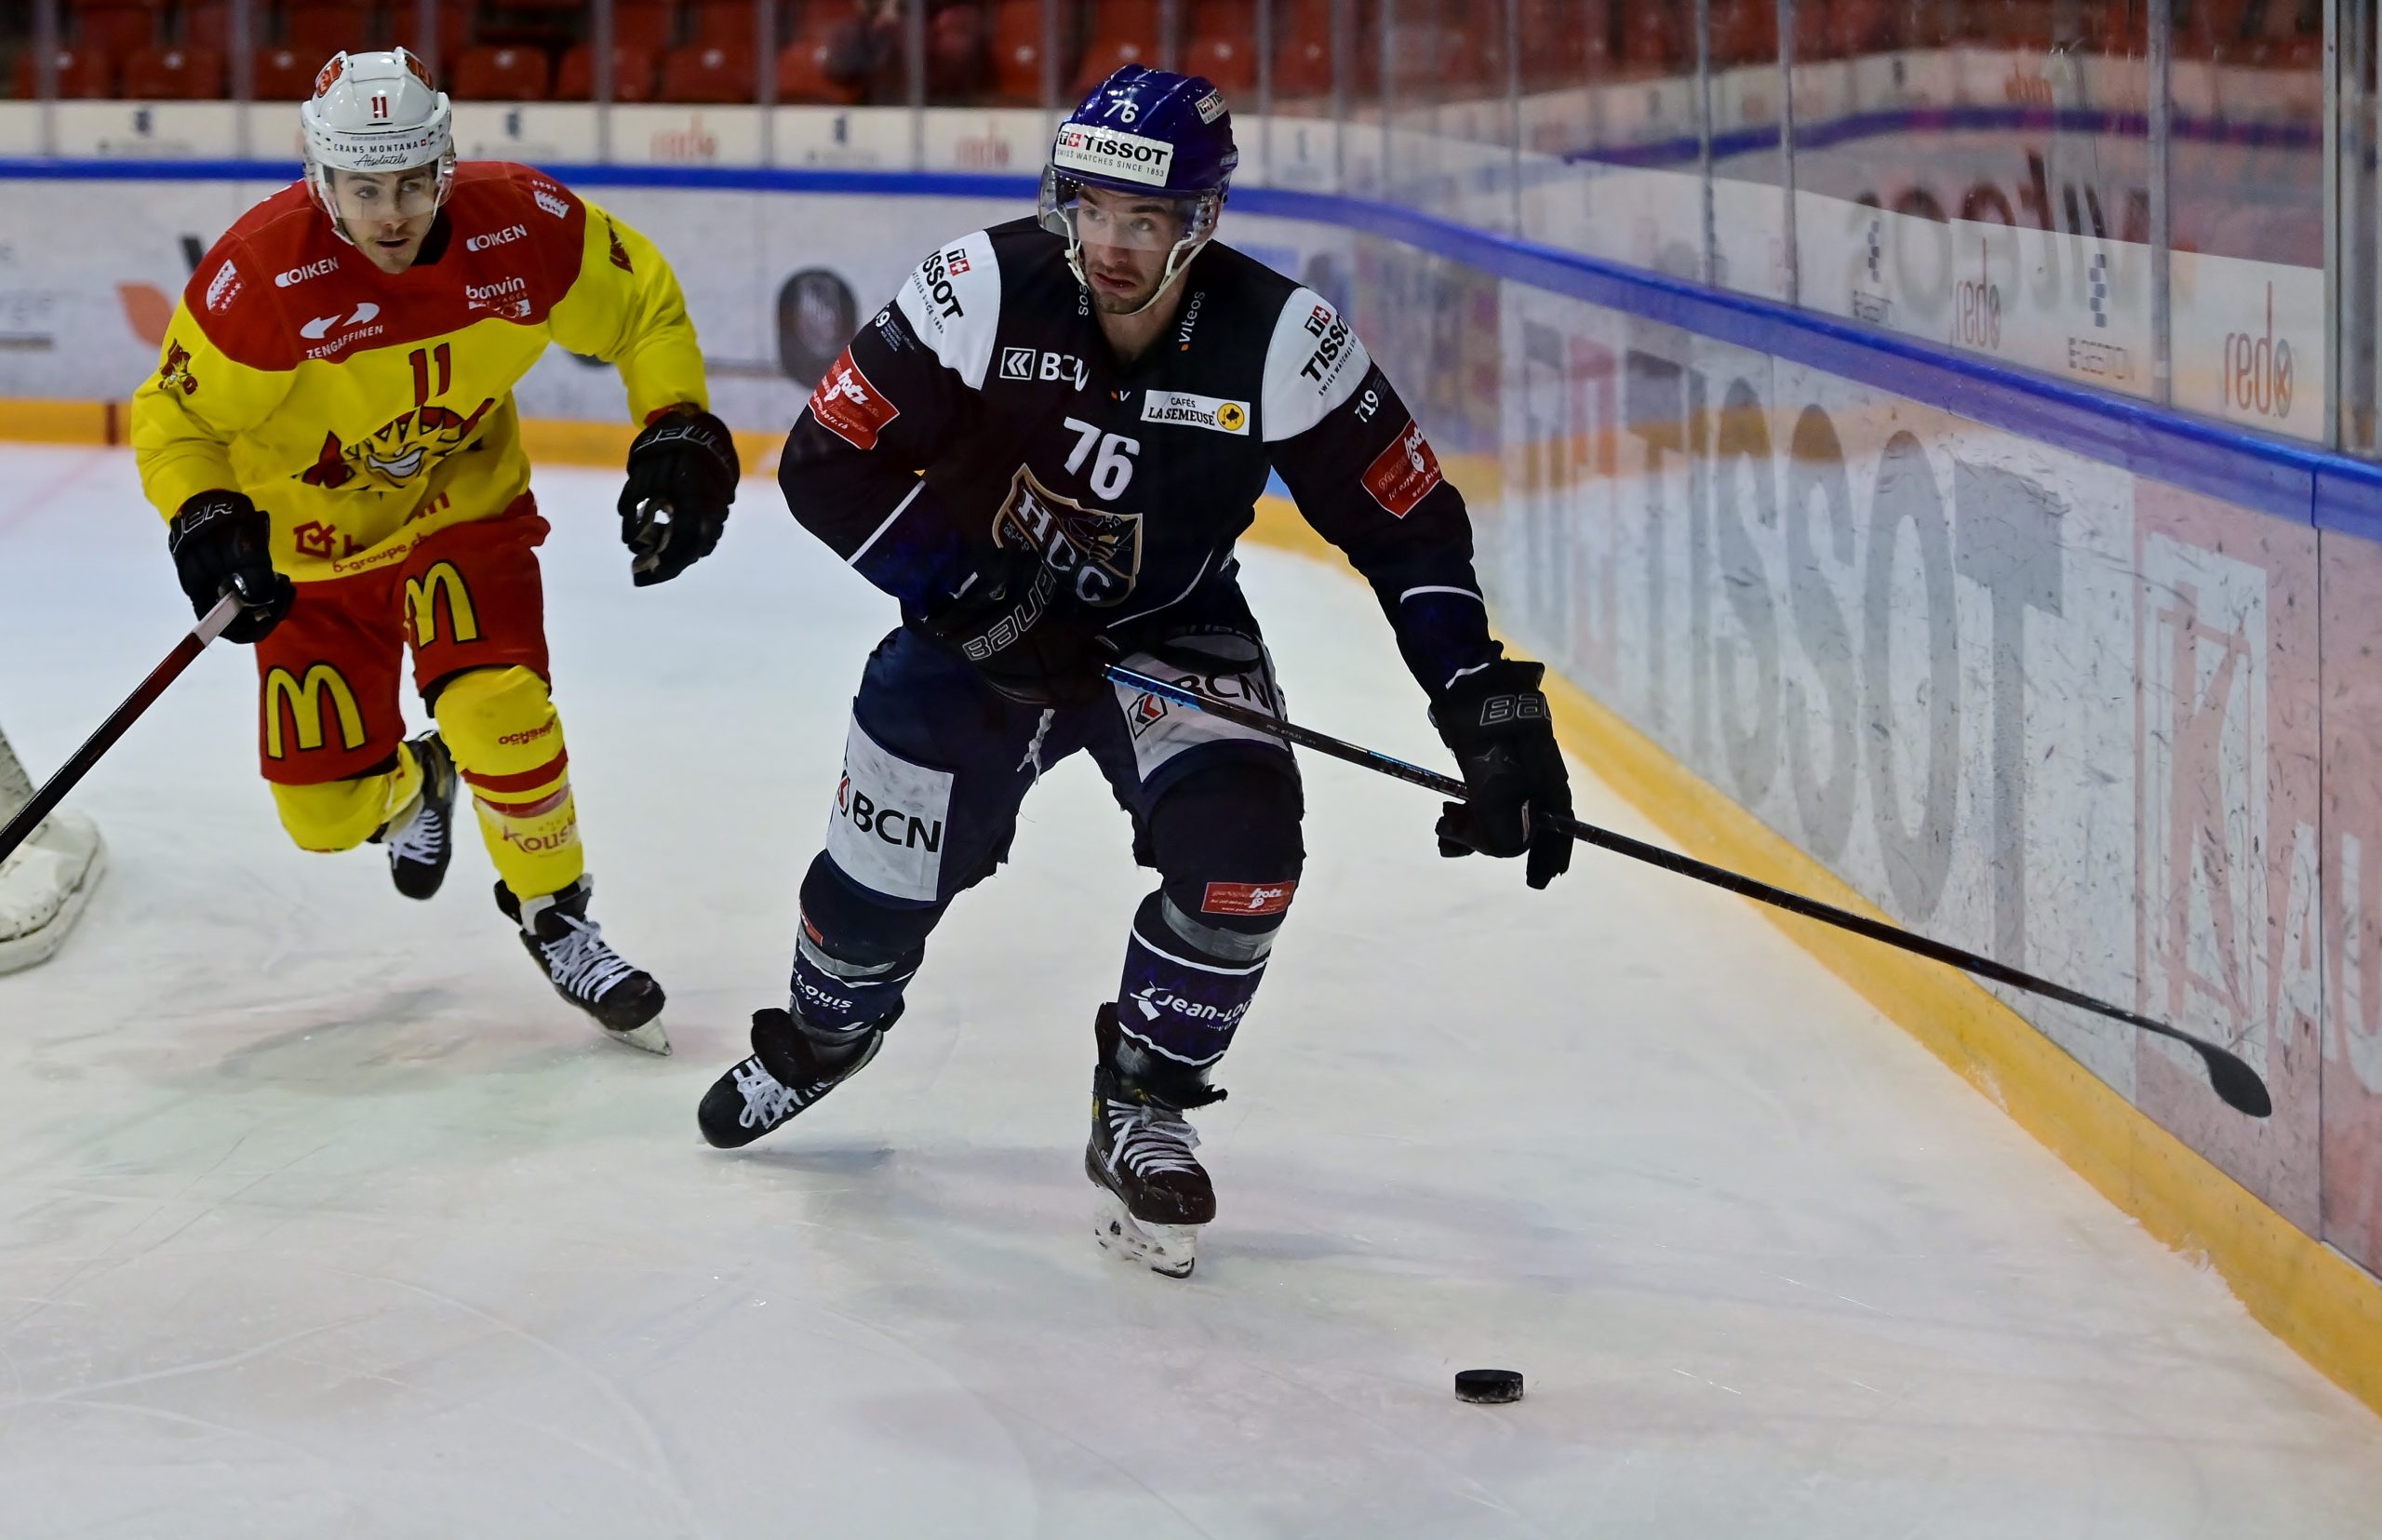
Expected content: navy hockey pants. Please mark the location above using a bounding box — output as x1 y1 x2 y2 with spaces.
795 614 1305 1070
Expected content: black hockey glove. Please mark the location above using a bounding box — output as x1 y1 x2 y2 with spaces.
918 549 1114 709
1431 659 1573 890
618 406 740 586
167 489 293 645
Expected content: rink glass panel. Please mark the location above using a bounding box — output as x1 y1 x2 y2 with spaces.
10 1 2382 1279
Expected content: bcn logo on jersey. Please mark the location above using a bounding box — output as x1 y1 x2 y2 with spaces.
404 562 480 648
999 346 1087 388
836 775 947 851
1362 419 1443 518
809 347 900 450
993 465 1144 608
1052 124 1175 186
263 663 367 759
1299 303 1355 389
465 223 528 253
827 720 955 903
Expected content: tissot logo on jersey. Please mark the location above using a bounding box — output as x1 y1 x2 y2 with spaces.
1363 419 1443 517
275 258 340 288
465 223 528 252
993 465 1143 607
1140 391 1250 435
913 248 968 324
808 346 900 450
1299 303 1355 388
1051 124 1176 186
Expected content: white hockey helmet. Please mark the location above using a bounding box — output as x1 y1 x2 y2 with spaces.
300 49 455 240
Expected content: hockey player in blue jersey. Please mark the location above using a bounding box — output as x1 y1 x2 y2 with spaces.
698 65 1574 1277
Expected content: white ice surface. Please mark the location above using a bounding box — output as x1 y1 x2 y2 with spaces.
0 446 2378 1538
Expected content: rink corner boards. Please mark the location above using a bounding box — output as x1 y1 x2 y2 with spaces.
1241 489 2382 1426
7 393 2379 1420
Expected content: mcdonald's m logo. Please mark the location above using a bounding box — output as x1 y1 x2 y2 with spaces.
405 561 480 649
263 663 367 759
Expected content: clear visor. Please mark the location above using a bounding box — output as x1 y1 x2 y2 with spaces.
326 162 447 227
1037 172 1207 253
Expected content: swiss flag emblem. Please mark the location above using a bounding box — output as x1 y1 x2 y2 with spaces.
808 347 900 450
1362 419 1442 518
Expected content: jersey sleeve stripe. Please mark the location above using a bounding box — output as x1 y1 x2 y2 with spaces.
847 477 930 567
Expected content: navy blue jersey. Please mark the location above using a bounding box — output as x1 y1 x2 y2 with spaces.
778 217 1501 698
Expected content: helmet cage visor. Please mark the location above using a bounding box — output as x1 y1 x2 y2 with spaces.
317 160 452 228
1038 167 1224 315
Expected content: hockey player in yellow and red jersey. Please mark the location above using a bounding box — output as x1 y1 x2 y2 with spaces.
130 48 741 1053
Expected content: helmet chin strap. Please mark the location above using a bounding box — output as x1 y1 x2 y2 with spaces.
1065 228 1213 318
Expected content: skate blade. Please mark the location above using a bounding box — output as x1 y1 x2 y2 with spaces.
1093 1190 1199 1279
607 1018 672 1056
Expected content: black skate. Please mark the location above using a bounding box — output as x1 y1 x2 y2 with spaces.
376 731 457 901
494 877 670 1054
698 1005 894 1148
1086 1004 1226 1279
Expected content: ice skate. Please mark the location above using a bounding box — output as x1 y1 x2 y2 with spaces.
375 730 457 901
698 1004 893 1147
1086 1004 1226 1279
495 876 670 1053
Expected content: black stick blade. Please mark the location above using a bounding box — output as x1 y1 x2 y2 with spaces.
2200 1046 2272 1118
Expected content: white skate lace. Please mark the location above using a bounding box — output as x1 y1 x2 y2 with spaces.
541 914 637 1004
383 797 444 865
1104 1099 1203 1180
733 1058 804 1129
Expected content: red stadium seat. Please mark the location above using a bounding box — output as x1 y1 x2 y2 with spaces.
1274 29 1332 97
1071 36 1153 97
611 1 679 52
1184 33 1253 92
985 0 1050 104
285 4 386 58
452 44 553 100
660 42 756 101
73 1 161 57
251 45 316 98
688 0 756 48
12 45 116 99
775 29 865 105
555 42 660 100
121 44 226 98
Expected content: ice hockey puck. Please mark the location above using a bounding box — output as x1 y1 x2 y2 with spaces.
1454 1369 1524 1404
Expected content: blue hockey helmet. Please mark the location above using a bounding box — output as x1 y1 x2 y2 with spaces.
1038 64 1238 311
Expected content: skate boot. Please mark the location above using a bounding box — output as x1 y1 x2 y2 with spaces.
494 876 670 1054
704 1001 900 1144
375 731 457 901
1086 1004 1226 1279
698 1003 897 1147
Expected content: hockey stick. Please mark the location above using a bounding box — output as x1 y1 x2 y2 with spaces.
1104 663 2273 1119
0 593 243 869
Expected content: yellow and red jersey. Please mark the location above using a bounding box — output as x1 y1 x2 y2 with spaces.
131 162 707 582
